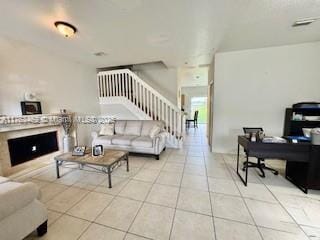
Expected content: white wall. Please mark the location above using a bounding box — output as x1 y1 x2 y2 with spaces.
213 41 320 153
132 63 178 104
0 36 99 145
100 104 138 120
207 56 215 149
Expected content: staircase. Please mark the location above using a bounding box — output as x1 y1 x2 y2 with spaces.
97 69 184 147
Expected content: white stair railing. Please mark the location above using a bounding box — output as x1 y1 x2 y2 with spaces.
97 69 184 141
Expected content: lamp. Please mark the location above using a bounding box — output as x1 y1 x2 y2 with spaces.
54 21 77 37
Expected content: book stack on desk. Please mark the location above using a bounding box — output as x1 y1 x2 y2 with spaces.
262 136 287 143
285 136 310 143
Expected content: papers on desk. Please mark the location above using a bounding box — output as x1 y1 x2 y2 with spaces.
262 136 287 143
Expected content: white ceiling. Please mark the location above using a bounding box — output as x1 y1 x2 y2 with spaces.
180 67 209 87
1 0 320 68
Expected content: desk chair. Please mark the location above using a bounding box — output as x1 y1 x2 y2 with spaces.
243 127 279 178
186 110 199 128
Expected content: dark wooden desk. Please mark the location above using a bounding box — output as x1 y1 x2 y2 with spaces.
237 136 320 193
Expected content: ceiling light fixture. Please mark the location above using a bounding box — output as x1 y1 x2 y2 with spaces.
54 21 77 37
94 52 107 57
292 18 319 27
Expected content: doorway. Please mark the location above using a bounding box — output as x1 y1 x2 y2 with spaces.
179 66 210 145
191 97 207 124
181 86 208 127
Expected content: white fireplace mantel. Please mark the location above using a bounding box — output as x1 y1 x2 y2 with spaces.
0 123 60 133
0 113 75 176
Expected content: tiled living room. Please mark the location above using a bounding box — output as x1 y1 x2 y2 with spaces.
6 125 318 240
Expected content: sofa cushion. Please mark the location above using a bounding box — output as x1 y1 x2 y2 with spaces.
0 182 39 221
124 121 142 136
141 121 163 136
0 199 48 240
131 136 153 148
115 121 126 135
99 123 114 136
111 135 137 146
0 177 8 184
93 136 113 145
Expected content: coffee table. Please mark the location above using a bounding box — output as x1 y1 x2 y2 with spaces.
54 149 129 188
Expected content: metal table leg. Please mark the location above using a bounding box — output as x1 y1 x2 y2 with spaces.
236 144 248 186
244 154 248 186
108 166 112 188
236 144 240 175
126 154 129 172
56 160 60 178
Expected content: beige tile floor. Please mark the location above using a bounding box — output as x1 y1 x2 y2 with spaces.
14 124 320 240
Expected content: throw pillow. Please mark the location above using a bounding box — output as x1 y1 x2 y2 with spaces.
99 123 115 136
149 125 161 138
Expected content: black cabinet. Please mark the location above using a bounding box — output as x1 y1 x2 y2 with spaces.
286 145 320 192
284 107 320 137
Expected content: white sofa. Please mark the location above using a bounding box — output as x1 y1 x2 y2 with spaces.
92 120 167 159
0 177 48 240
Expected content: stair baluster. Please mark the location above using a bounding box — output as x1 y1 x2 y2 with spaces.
97 69 184 145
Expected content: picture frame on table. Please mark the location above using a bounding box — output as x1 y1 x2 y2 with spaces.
92 145 104 156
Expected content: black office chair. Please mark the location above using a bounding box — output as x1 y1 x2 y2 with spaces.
242 127 279 178
186 110 199 128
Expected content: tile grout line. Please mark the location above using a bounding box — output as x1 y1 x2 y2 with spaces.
204 151 218 240
46 199 312 239
73 154 167 240
221 153 265 240
260 174 313 240
168 149 187 240
206 153 318 237
44 157 145 240
54 166 119 240
235 153 313 239
38 137 212 238
46 160 286 229
224 153 314 240
20 127 318 240
20 148 178 240
88 156 153 240
23 164 109 239
125 150 172 238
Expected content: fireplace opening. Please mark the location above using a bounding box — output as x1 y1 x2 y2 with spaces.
8 131 59 166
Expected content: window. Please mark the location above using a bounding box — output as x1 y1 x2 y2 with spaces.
191 97 207 123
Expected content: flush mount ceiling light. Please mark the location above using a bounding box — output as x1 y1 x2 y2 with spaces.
54 21 77 37
94 52 107 57
292 17 319 27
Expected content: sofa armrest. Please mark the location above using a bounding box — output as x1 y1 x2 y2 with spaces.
155 131 168 140
91 131 99 140
153 131 168 153
0 182 39 221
